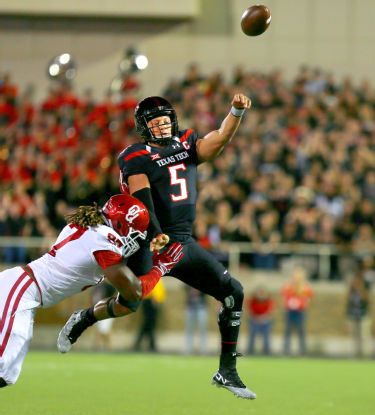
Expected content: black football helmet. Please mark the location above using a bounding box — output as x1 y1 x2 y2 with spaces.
134 96 178 145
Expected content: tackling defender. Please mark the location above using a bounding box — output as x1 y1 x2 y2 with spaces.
0 194 183 387
119 94 256 400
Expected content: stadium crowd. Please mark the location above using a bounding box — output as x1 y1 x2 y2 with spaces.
1 66 374 274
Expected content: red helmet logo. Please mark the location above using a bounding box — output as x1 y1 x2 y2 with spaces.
102 194 149 257
102 194 149 236
125 204 144 224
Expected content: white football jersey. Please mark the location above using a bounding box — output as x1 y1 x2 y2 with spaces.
28 224 125 307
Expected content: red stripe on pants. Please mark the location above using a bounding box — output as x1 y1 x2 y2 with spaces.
0 273 33 356
0 272 28 332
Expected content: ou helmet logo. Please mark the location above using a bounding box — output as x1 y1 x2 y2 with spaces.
125 205 142 223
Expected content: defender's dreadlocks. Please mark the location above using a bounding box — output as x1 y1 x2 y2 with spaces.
65 202 105 227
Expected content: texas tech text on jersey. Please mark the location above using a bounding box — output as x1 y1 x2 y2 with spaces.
118 129 200 238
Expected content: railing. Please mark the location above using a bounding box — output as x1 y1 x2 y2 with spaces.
0 237 369 279
0 237 54 249
218 242 364 280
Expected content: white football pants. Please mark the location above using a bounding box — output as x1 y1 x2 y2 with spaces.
0 266 41 385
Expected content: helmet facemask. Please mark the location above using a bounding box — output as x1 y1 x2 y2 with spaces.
135 97 179 146
121 227 147 258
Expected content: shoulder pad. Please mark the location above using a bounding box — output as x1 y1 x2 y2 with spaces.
95 224 123 241
119 143 150 163
119 143 142 156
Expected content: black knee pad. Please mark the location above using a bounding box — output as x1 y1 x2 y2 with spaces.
0 377 8 388
117 294 141 312
221 277 244 311
218 277 244 329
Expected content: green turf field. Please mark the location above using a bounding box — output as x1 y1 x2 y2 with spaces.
1 352 374 415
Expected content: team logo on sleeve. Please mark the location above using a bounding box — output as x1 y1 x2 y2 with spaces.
151 153 161 160
125 205 142 223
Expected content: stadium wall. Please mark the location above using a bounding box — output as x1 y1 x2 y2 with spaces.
31 270 375 356
0 0 374 100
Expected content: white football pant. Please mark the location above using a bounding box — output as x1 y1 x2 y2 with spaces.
0 266 41 385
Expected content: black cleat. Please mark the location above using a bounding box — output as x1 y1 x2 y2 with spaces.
0 377 8 388
212 368 257 400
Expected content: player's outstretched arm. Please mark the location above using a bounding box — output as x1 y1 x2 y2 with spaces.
101 243 183 316
93 264 143 319
57 245 184 353
196 93 251 162
138 242 184 295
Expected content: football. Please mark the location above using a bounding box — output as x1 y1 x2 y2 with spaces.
241 5 271 36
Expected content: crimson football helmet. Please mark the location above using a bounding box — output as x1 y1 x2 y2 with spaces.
134 96 178 145
102 194 149 257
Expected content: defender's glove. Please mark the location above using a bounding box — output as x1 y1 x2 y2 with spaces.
152 242 184 276
139 243 184 297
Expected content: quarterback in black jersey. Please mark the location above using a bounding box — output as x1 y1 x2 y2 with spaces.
118 94 256 400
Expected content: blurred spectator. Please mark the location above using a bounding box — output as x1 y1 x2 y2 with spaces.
91 282 116 351
359 256 375 288
181 62 205 88
2 203 28 263
246 286 274 355
1 66 375 276
346 269 372 357
133 280 166 353
352 224 375 260
252 210 281 269
185 286 208 355
363 170 375 201
282 266 313 355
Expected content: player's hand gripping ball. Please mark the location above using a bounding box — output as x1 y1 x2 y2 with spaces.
241 5 271 36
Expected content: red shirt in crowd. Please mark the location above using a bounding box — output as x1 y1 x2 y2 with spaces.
247 295 274 319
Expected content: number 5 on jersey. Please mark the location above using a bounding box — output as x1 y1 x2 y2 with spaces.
168 163 188 202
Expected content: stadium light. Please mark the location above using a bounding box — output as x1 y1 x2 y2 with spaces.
48 63 60 77
118 47 149 74
109 75 123 94
47 53 77 81
134 54 148 71
58 53 71 65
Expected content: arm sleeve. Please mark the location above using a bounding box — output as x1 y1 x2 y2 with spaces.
138 267 163 298
118 147 162 240
93 250 123 269
132 187 163 239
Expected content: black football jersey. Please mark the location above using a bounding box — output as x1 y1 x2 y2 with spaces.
118 129 201 237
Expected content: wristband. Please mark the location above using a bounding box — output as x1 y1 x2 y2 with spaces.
230 106 246 117
152 264 167 277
